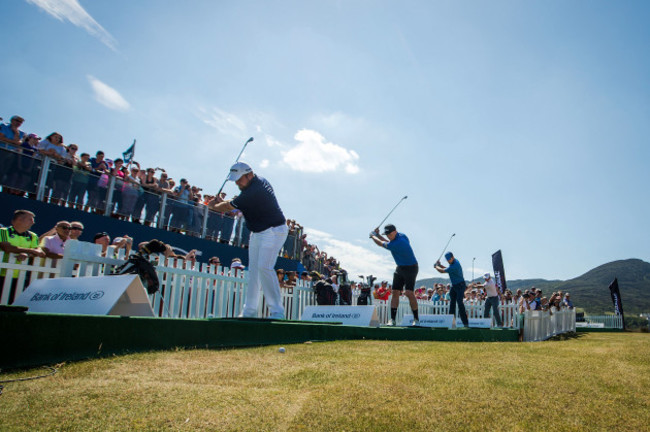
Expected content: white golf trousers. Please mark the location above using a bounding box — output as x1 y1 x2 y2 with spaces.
242 223 288 318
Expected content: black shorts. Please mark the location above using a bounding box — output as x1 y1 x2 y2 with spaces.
392 264 419 292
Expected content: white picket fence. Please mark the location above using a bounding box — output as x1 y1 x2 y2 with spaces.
578 315 624 329
2 243 577 335
372 298 520 328
522 309 577 341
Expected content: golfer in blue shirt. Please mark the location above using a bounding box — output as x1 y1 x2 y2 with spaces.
435 252 470 327
370 224 420 326
210 162 288 319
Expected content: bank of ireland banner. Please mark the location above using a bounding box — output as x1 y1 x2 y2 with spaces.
13 275 154 317
492 250 507 294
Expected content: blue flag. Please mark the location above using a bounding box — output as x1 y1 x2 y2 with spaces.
122 140 136 163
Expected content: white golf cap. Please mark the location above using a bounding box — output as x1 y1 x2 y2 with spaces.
484 273 491 279
227 162 252 181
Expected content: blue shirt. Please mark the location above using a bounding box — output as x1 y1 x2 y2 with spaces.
383 232 418 266
0 123 25 150
445 259 465 285
231 175 285 233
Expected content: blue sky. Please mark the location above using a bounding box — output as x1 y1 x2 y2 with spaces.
2 0 648 282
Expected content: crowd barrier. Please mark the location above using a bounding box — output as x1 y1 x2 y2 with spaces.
577 315 624 329
522 309 576 341
1 244 575 335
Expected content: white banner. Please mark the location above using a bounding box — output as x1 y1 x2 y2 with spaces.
301 305 379 327
14 275 154 317
401 314 454 328
455 318 492 328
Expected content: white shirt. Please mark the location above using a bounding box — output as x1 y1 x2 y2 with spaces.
484 278 498 297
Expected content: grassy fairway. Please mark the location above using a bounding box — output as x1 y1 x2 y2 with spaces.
1 333 648 431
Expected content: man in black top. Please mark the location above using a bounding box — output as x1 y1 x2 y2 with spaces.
209 162 288 319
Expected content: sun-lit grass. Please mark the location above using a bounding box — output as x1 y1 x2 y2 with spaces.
1 333 649 431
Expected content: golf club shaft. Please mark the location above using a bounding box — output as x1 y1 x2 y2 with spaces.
376 196 408 229
216 137 254 197
436 233 456 263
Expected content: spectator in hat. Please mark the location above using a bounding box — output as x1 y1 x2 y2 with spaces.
473 273 503 327
435 252 470 328
93 232 111 257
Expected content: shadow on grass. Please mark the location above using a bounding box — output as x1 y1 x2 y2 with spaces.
547 331 585 341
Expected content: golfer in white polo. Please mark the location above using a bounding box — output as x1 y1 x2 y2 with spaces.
209 162 288 319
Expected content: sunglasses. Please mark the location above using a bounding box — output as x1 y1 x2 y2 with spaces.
70 227 83 231
58 226 71 230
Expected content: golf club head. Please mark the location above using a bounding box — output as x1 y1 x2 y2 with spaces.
246 137 254 143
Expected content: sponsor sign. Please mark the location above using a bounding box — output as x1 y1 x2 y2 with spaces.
301 305 379 327
455 318 492 328
14 275 154 317
401 314 454 328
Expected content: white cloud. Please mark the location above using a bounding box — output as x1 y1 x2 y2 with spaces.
305 228 394 282
282 129 360 173
87 75 130 111
197 107 247 138
27 0 117 51
264 134 284 148
259 159 270 168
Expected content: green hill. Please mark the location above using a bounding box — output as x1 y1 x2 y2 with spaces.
416 259 650 315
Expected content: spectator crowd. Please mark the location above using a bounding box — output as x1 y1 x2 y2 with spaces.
0 113 347 276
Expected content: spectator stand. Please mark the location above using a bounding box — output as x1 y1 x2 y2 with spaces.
0 147 304 264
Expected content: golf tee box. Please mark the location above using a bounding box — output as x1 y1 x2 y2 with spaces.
402 314 454 328
301 305 380 327
13 275 155 317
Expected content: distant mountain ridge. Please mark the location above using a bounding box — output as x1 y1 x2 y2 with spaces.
416 259 650 315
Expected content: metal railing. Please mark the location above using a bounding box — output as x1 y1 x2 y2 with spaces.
0 147 302 258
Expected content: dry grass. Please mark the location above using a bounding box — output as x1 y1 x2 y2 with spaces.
1 333 649 431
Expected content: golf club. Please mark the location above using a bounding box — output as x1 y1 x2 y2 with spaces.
435 233 456 264
216 137 254 197
375 195 408 230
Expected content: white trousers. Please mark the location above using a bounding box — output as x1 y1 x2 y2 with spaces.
242 224 288 318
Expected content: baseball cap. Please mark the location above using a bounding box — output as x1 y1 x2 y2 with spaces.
383 224 397 235
227 162 253 181
484 273 491 279
93 232 109 242
444 252 453 260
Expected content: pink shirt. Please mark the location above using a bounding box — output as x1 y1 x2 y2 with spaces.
42 234 67 255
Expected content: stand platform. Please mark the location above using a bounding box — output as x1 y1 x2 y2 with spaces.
0 311 519 370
